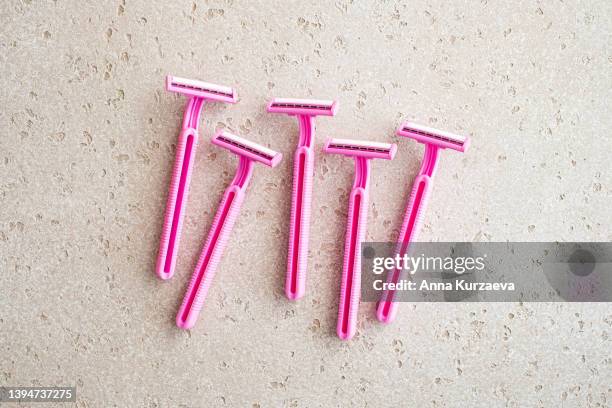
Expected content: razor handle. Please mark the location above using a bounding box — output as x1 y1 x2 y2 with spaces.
156 128 198 280
376 174 433 323
176 185 245 329
337 187 369 340
285 145 314 300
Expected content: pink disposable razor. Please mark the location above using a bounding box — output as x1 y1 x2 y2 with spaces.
267 98 338 300
376 122 469 324
176 130 282 329
324 138 397 340
156 75 237 280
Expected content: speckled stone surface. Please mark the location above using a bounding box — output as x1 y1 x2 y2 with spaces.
1 1 611 407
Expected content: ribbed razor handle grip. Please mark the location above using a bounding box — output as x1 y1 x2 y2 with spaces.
176 185 245 329
156 128 198 280
286 146 314 300
376 174 433 323
337 187 369 340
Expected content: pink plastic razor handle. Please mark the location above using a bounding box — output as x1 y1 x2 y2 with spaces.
176 183 246 329
156 75 236 280
176 131 281 329
376 170 434 324
338 166 370 340
376 122 469 323
287 140 313 300
325 138 396 340
267 98 338 300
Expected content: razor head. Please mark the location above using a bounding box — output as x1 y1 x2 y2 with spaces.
397 121 469 152
212 130 282 167
166 75 237 103
267 98 338 117
324 138 397 160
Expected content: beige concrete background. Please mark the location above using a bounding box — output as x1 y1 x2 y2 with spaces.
1 0 611 407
